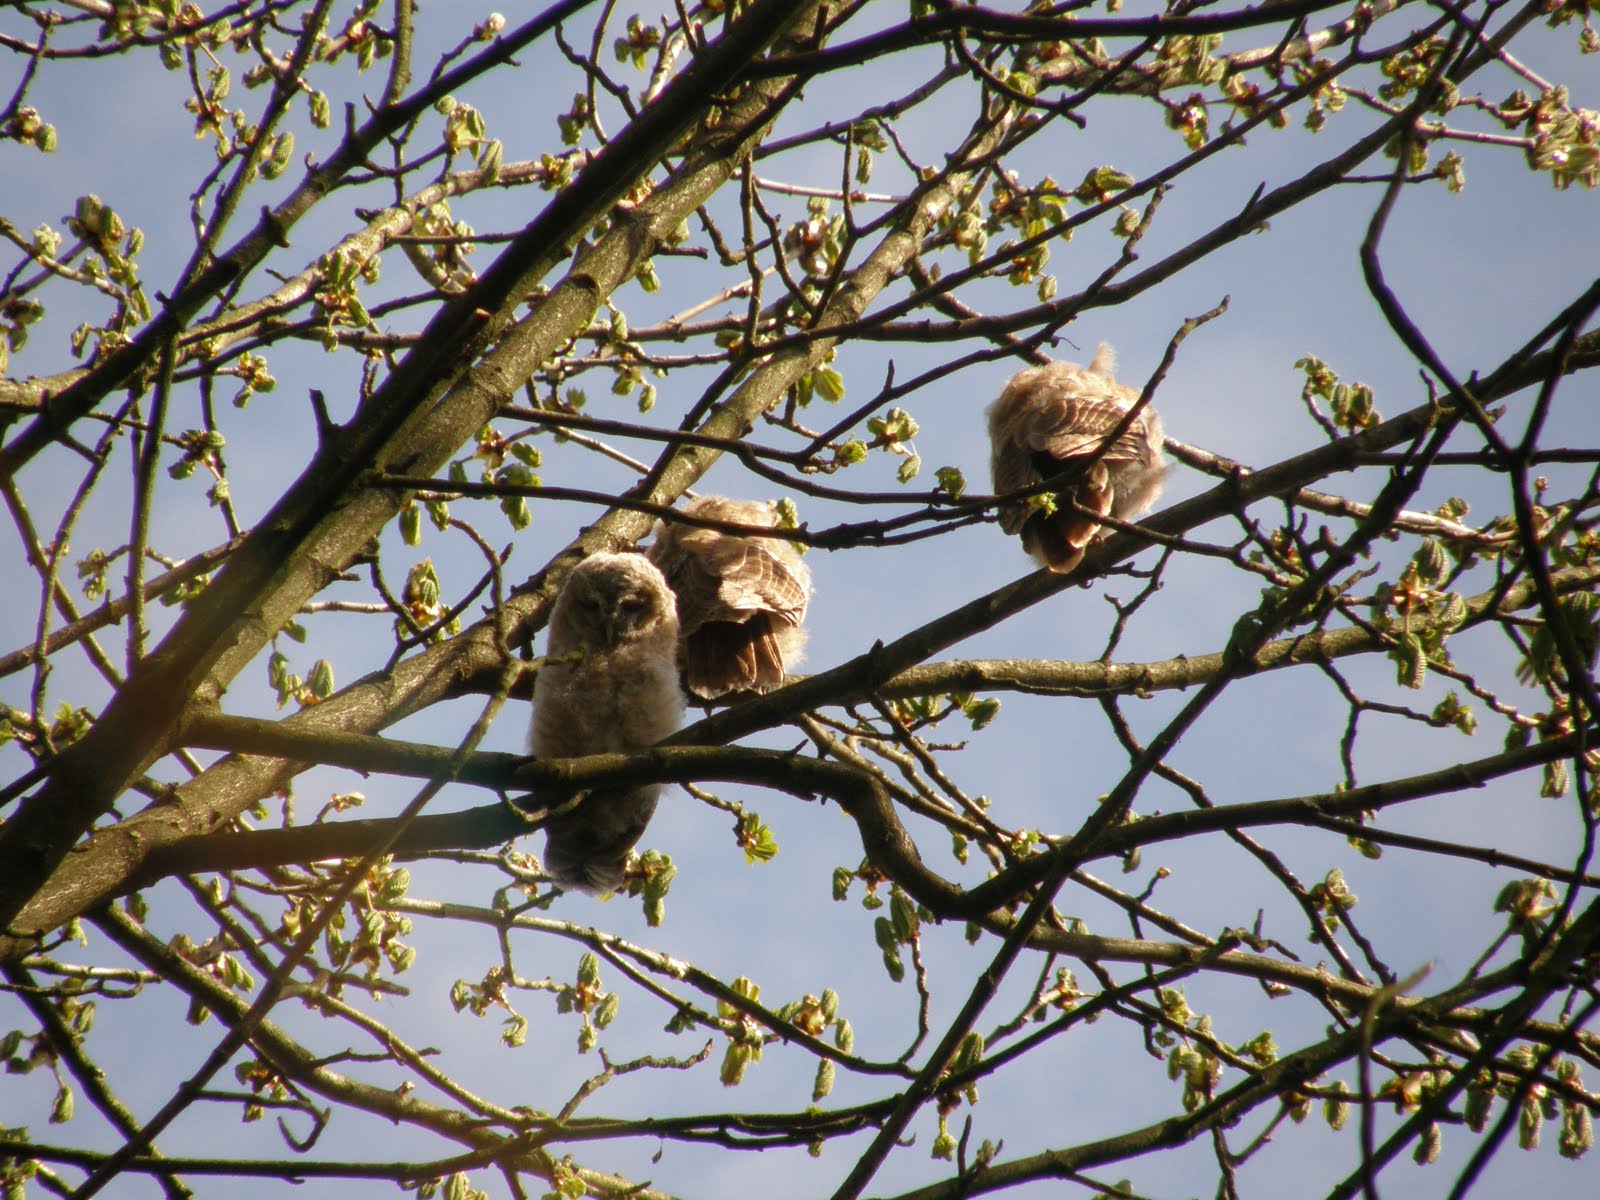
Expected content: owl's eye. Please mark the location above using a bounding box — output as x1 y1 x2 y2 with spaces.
617 594 648 614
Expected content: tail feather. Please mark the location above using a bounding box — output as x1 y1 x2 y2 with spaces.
684 617 788 699
1021 465 1115 574
542 787 659 895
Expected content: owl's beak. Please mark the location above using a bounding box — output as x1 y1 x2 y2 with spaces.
599 611 616 646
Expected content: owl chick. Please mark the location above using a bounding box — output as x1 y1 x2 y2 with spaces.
646 495 812 699
987 344 1167 575
529 552 685 893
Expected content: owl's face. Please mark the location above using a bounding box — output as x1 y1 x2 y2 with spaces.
554 553 676 649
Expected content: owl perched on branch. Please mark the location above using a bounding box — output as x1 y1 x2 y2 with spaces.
528 552 685 894
647 495 812 700
987 344 1168 575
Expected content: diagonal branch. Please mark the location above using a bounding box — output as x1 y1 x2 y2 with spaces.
0 0 832 956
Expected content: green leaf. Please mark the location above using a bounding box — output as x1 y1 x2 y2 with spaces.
400 503 422 546
873 918 905 981
500 495 531 531
889 890 918 942
813 1059 835 1101
813 367 845 402
953 1031 984 1074
577 953 600 987
964 697 1000 730
831 867 853 901
306 658 335 699
739 813 779 864
1560 1098 1593 1158
720 1042 753 1086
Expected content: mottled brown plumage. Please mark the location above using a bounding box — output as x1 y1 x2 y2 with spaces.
529 553 684 893
987 344 1167 575
647 496 811 699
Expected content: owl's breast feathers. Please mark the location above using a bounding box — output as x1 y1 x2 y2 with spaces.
530 636 683 757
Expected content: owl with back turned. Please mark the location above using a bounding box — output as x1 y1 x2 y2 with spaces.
987 344 1167 576
646 495 812 700
529 552 685 893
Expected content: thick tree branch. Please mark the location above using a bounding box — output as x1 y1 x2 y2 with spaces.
0 0 834 955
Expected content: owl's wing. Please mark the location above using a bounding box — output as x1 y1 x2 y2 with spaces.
989 360 1163 574
650 510 811 699
678 536 809 698
1007 391 1155 469
701 536 809 623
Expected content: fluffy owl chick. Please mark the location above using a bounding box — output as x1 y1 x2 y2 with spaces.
987 344 1167 575
647 495 812 700
529 552 685 893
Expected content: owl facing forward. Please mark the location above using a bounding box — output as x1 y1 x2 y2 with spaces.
647 495 812 700
987 344 1167 575
529 552 685 893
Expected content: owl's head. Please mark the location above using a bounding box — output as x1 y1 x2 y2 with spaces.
551 552 677 649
